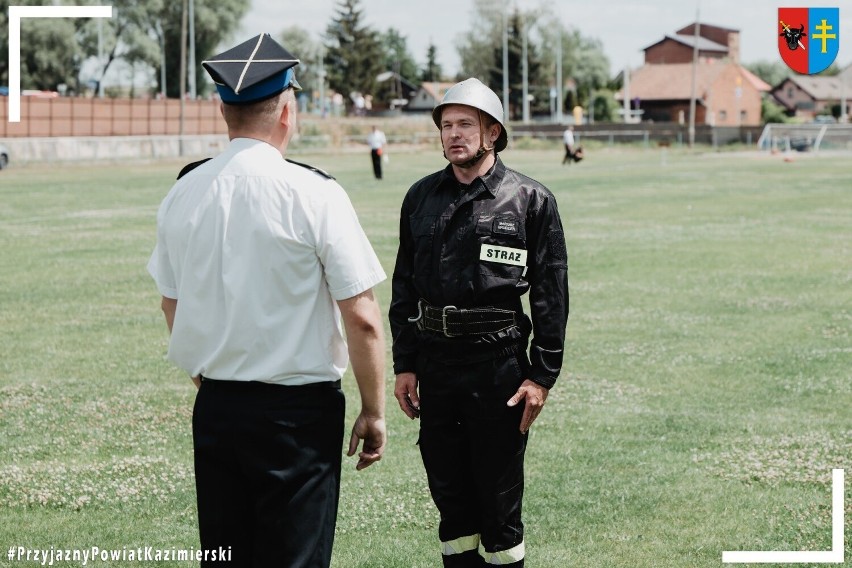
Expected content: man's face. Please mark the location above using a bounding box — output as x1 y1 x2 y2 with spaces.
440 105 485 165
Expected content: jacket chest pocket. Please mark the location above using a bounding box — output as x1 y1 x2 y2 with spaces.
475 214 527 291
410 214 438 279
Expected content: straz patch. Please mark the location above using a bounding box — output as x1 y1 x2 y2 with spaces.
480 244 527 266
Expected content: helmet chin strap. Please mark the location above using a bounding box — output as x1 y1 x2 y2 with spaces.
443 110 496 169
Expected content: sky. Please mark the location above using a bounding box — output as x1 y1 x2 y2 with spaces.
238 0 851 77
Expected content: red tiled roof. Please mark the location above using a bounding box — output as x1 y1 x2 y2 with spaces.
617 62 728 101
739 67 771 92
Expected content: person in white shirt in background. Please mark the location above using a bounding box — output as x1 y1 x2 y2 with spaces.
367 125 388 179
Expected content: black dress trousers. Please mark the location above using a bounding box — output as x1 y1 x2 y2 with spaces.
192 379 345 568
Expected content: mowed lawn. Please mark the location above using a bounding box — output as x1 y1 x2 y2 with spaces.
0 145 849 567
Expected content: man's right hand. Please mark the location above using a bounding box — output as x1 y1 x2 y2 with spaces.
394 372 420 419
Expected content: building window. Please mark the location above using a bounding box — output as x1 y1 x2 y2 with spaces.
787 87 794 98
740 110 747 122
719 110 728 121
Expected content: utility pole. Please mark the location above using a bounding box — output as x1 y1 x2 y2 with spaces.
97 18 104 97
502 3 509 123
522 14 529 123
318 45 326 117
179 0 187 155
688 2 701 148
188 0 196 99
156 20 166 99
556 27 563 123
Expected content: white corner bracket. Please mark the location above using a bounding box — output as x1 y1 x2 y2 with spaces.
723 468 845 564
7 5 113 122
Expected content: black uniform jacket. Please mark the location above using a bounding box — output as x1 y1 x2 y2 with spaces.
389 157 569 389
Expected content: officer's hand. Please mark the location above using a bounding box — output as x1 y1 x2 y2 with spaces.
347 413 386 471
507 380 549 433
394 372 420 419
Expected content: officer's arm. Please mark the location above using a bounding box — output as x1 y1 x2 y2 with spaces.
525 193 569 389
389 196 420 375
160 296 201 389
338 289 387 470
160 296 177 333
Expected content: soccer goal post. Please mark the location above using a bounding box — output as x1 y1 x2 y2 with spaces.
758 123 852 153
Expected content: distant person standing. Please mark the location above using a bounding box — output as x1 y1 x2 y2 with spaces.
367 125 387 179
562 125 575 165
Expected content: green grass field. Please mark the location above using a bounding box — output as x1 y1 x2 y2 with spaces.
0 145 850 567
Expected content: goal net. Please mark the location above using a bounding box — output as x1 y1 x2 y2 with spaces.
758 123 852 153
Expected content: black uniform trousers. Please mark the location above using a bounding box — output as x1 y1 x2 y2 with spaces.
192 378 345 568
417 352 528 568
370 149 383 179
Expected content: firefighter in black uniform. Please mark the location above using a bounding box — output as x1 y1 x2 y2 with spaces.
389 78 569 567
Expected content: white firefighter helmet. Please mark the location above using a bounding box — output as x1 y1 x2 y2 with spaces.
432 78 507 153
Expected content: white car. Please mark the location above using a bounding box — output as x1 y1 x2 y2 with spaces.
0 143 8 169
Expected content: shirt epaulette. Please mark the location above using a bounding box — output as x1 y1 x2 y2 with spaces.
177 158 212 180
285 159 335 180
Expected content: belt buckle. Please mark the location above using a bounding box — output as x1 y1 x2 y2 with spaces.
442 305 458 337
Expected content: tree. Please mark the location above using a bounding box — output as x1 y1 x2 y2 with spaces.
456 0 503 82
279 26 322 99
456 0 611 119
487 9 544 120
157 0 250 98
590 89 618 122
76 0 164 96
745 61 790 89
324 0 384 110
421 43 443 82
375 28 419 106
0 0 87 91
761 97 789 124
0 0 249 97
381 28 418 82
20 18 81 91
535 12 611 116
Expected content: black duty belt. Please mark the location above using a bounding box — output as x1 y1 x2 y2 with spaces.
408 299 517 337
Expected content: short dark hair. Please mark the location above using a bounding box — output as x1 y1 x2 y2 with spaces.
222 88 294 131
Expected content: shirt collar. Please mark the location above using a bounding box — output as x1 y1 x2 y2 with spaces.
229 137 284 157
438 156 506 197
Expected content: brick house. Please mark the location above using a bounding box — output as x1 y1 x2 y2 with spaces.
407 82 456 112
616 22 769 126
643 23 741 64
770 66 852 120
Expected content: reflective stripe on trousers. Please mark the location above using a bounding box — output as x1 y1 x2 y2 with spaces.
441 533 480 555
441 534 526 565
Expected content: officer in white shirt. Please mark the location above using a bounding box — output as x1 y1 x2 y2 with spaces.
147 33 387 568
366 125 387 179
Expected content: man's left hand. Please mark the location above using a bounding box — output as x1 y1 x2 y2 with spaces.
347 413 387 471
507 380 549 433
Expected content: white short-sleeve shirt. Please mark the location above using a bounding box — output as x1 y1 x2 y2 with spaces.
148 138 386 385
367 130 386 150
